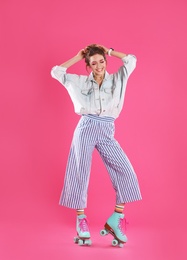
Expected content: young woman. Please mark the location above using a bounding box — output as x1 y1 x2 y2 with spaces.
51 44 142 246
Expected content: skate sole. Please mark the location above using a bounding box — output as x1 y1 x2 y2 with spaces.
74 236 92 246
100 223 126 248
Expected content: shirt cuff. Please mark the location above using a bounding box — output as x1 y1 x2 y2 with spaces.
122 54 137 64
51 66 67 78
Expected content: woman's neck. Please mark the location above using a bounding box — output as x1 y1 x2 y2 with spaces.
93 73 104 86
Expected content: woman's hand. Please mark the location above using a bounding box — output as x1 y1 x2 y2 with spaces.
76 49 85 59
60 49 85 68
99 45 127 59
97 45 109 54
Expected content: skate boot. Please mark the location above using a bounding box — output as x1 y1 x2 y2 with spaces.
100 212 127 247
74 215 92 246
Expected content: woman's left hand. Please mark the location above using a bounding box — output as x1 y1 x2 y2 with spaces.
98 44 109 54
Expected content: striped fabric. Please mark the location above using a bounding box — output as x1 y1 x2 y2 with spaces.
59 115 142 209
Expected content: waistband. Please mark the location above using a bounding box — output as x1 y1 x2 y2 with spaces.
83 114 115 123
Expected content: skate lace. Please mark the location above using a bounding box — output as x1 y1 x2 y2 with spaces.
118 217 128 235
79 218 89 232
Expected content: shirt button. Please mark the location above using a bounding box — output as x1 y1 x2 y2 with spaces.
103 110 106 112
102 98 105 101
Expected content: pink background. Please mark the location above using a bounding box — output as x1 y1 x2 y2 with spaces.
0 0 187 259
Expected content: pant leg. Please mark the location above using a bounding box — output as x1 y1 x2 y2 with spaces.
59 116 96 209
96 123 142 204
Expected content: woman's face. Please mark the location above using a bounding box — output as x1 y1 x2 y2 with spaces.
89 54 106 77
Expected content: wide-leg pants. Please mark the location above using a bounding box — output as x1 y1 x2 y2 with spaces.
59 114 142 209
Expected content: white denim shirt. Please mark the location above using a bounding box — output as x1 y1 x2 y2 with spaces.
51 54 136 119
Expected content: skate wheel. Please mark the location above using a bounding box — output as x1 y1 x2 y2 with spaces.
84 239 92 246
78 239 84 246
100 229 108 236
112 239 118 246
119 243 124 248
74 237 79 244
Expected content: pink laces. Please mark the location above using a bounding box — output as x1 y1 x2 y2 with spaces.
79 218 89 232
118 217 128 234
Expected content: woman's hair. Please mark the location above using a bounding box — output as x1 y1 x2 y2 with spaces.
83 44 106 69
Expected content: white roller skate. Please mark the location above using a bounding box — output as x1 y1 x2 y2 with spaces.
74 215 92 246
100 212 127 248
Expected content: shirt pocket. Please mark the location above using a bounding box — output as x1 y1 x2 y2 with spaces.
104 88 113 94
103 79 115 96
81 88 94 96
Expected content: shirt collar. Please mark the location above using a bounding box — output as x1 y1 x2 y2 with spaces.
87 71 110 82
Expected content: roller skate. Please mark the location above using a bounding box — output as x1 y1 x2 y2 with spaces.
74 215 92 246
100 212 127 248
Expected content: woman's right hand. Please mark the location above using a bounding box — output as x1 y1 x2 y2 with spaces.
60 49 85 68
76 49 85 59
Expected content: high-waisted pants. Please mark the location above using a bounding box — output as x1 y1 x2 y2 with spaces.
59 114 142 209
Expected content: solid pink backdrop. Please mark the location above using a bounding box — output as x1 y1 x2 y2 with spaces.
0 0 187 259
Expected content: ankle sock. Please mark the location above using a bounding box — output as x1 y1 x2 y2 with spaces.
115 204 124 214
76 209 85 216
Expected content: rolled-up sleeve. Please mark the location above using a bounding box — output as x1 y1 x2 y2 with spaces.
121 54 137 77
51 66 67 84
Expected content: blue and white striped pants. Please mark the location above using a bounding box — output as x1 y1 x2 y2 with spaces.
59 114 142 209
